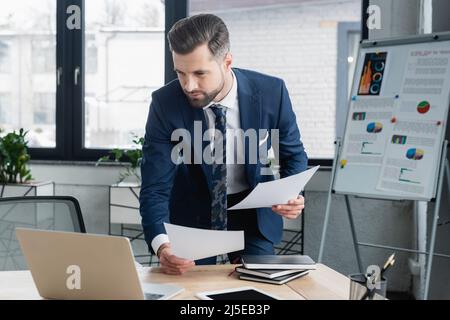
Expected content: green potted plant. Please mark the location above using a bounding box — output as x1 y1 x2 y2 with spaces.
0 128 33 184
96 134 144 184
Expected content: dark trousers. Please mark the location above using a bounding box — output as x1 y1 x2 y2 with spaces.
195 189 275 265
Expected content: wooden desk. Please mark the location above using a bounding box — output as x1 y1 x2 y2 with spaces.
0 263 349 300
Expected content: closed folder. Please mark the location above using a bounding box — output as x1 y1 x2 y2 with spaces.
239 270 309 285
235 266 304 279
241 255 316 270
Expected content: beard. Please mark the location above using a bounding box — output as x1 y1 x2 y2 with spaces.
184 77 225 109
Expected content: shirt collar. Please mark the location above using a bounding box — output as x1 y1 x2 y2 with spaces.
203 70 237 111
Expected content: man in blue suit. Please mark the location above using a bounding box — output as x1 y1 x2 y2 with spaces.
140 14 308 275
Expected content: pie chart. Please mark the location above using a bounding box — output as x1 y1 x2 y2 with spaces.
367 122 383 133
372 72 383 82
406 148 424 160
374 61 385 72
417 101 430 114
369 83 381 95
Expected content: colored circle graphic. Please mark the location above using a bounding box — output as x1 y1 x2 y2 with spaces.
369 83 381 94
374 61 385 71
417 101 431 114
406 148 424 160
372 72 383 82
367 122 383 133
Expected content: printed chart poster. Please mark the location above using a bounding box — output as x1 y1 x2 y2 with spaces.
376 48 450 198
399 48 450 121
358 52 388 96
376 120 440 198
398 98 443 120
340 97 395 166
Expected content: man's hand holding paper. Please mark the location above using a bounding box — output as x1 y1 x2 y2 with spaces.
228 166 319 212
272 195 305 219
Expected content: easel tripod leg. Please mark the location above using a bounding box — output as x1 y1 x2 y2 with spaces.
423 145 448 300
446 159 450 208
318 139 342 263
345 195 363 273
423 188 441 300
318 191 333 262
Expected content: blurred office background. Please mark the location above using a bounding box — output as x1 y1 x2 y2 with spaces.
0 0 449 299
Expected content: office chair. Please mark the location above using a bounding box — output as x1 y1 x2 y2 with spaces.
0 196 86 271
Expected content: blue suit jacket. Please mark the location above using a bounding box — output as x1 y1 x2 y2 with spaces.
140 68 308 252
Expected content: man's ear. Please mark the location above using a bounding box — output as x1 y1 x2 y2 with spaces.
224 52 233 71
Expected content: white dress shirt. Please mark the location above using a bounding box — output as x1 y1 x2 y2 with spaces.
203 70 249 195
151 70 249 255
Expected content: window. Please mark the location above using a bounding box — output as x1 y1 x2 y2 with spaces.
0 0 56 148
0 94 12 124
189 0 361 161
84 0 165 149
33 93 56 125
32 38 56 74
0 0 184 160
0 40 11 73
31 92 56 147
85 35 98 74
0 0 367 161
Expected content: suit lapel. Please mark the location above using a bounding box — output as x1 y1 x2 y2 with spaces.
234 68 261 188
180 96 213 193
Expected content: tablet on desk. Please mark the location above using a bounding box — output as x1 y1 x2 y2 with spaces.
196 286 279 300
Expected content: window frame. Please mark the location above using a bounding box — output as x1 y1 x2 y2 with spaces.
28 0 366 163
362 0 370 41
28 0 67 160
29 0 187 161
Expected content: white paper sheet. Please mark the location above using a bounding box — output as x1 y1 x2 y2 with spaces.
228 165 320 210
164 223 244 261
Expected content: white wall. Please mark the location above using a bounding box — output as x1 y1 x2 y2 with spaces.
197 0 361 158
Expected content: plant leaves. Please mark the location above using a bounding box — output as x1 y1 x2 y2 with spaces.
0 129 33 184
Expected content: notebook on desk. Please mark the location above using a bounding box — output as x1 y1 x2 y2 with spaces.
239 270 309 285
241 255 316 270
235 266 304 279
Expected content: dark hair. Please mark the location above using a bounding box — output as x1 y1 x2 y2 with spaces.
167 14 230 58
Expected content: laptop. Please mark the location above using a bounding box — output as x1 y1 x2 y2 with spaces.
15 228 184 300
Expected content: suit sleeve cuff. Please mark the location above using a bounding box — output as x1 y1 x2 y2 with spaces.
151 234 170 255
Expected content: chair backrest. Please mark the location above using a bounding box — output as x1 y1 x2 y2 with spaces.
0 196 86 271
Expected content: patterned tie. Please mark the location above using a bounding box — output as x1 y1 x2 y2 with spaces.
210 104 227 230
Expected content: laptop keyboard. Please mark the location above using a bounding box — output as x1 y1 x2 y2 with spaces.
144 293 164 300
